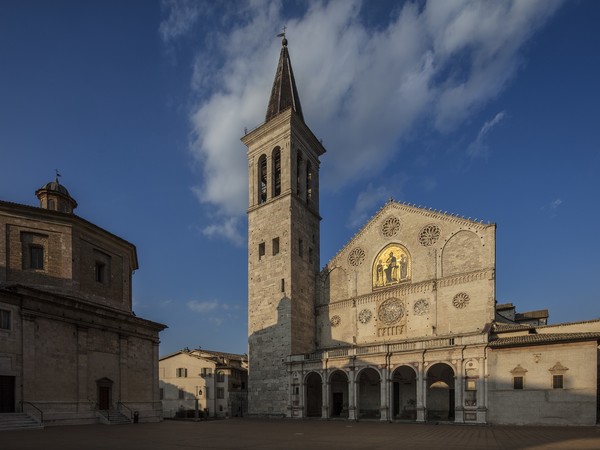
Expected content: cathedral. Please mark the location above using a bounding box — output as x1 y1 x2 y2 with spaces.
242 37 600 425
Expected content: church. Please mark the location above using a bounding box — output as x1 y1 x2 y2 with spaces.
0 178 166 427
242 36 600 426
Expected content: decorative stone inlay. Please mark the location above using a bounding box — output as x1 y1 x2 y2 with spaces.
330 315 341 327
348 247 366 267
381 216 401 238
413 299 429 316
378 298 405 325
452 292 470 309
419 224 440 247
358 309 372 324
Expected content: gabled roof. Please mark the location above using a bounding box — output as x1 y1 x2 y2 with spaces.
265 36 304 122
489 332 600 348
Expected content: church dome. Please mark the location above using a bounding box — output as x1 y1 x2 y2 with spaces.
39 180 71 197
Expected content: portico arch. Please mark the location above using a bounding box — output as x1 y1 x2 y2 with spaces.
426 363 455 421
329 370 349 418
391 365 417 420
305 372 322 417
357 367 381 419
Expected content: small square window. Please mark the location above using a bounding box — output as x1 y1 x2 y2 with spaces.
176 368 188 378
272 237 279 256
552 375 563 389
29 246 44 270
308 247 313 264
513 376 524 390
217 387 224 399
0 309 11 330
258 242 265 260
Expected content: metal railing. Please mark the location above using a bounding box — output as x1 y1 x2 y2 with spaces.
20 401 43 424
117 402 133 421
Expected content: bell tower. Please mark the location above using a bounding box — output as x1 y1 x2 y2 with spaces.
242 36 325 416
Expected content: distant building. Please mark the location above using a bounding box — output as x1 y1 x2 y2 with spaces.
243 36 600 426
0 179 166 426
159 349 248 419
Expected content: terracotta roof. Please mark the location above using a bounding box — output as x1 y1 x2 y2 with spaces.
265 37 304 122
489 332 600 348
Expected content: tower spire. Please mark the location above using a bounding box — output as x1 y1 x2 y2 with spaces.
265 33 304 122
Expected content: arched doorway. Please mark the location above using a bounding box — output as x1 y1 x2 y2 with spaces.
391 366 417 420
426 363 455 421
357 367 381 419
305 372 322 417
329 370 349 418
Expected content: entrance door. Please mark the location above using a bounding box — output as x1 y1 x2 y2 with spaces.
98 386 111 410
393 382 400 418
332 392 343 417
0 376 15 413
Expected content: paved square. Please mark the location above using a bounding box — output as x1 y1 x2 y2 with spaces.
3 419 600 450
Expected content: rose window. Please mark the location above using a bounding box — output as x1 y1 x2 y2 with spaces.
419 225 440 247
453 292 470 309
377 298 405 325
330 315 341 327
381 216 401 238
348 247 366 267
358 309 372 324
413 299 430 316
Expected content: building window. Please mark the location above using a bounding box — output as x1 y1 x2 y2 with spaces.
258 242 265 260
464 378 477 406
552 375 564 389
217 388 224 399
272 147 281 198
201 368 212 377
217 371 225 383
306 161 313 205
513 376 524 390
258 154 267 204
0 309 11 330
176 368 188 378
299 239 303 257
272 237 279 256
95 261 106 284
29 245 44 270
308 247 313 264
196 386 203 396
178 389 185 400
159 388 164 400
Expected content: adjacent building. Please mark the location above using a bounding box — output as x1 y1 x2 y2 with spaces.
242 36 600 425
159 348 248 418
0 179 166 425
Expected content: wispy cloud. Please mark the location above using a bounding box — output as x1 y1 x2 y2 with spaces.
159 0 201 44
160 0 564 245
198 215 245 247
348 184 391 229
541 198 563 217
187 299 220 313
467 111 506 158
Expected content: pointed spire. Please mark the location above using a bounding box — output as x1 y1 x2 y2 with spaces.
265 34 304 122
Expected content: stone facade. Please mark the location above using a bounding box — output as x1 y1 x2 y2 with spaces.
244 38 600 426
159 349 247 419
0 181 166 425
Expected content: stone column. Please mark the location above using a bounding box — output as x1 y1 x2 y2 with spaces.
454 360 464 423
119 334 129 403
321 376 329 419
379 367 388 421
416 363 426 422
476 359 487 423
348 368 356 421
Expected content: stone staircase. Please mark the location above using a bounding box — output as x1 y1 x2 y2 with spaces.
0 413 44 431
98 409 131 425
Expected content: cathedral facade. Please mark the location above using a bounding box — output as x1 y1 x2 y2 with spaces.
244 38 600 426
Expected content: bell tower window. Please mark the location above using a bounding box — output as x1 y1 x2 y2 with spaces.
258 155 268 204
296 152 303 198
272 147 281 198
306 161 313 205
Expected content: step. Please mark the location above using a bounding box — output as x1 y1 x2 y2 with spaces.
0 413 43 431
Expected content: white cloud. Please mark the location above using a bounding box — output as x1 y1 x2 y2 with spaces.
467 111 506 158
348 184 391 229
159 0 201 43
198 214 244 247
161 0 564 244
187 299 220 313
550 199 563 209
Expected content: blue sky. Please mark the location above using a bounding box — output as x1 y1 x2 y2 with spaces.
1 0 599 356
